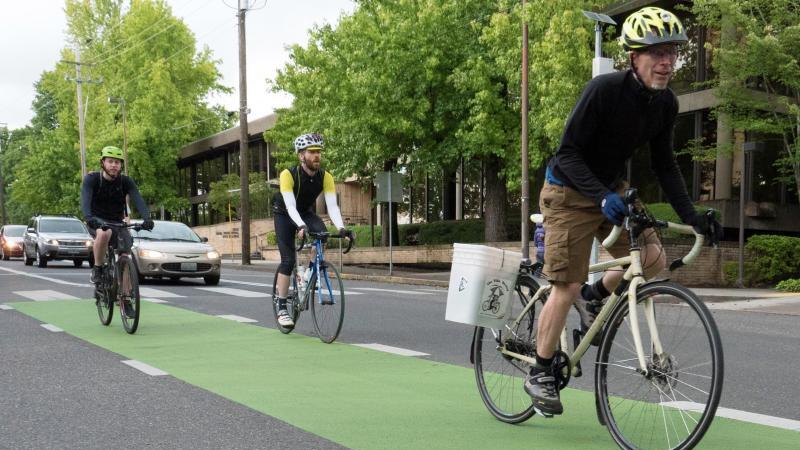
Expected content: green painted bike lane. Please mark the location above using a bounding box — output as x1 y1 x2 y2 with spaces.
9 300 797 450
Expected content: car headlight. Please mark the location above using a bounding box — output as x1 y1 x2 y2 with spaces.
85 240 93 247
138 249 166 258
48 239 59 245
207 251 220 259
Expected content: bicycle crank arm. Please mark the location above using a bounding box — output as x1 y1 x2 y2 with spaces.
499 348 536 366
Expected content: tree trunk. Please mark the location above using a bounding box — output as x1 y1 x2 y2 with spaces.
484 154 507 242
441 168 457 220
381 160 399 246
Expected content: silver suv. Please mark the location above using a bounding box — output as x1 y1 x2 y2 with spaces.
23 215 94 268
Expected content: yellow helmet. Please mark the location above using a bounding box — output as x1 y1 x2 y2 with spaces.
621 7 688 51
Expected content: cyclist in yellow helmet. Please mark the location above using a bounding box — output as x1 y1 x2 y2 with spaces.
525 7 721 416
80 146 153 301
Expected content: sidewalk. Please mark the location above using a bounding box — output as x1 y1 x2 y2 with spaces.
221 259 800 305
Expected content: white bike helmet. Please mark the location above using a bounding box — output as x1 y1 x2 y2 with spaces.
293 133 324 152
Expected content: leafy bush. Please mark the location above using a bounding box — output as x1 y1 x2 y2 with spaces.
776 279 800 292
722 261 758 287
745 235 800 285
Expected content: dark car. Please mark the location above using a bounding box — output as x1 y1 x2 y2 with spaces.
22 215 94 268
0 225 27 260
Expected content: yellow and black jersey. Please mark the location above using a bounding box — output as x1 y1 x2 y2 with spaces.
273 165 335 213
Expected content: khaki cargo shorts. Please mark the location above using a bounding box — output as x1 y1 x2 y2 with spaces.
538 182 661 283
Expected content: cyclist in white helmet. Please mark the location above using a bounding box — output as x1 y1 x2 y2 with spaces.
271 133 353 328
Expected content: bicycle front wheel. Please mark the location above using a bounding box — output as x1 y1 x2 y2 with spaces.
95 282 113 326
272 269 300 334
596 281 724 450
472 276 542 423
309 262 345 343
118 256 141 334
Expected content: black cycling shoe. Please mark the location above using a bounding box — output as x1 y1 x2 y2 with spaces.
524 368 563 416
90 266 102 284
575 295 604 346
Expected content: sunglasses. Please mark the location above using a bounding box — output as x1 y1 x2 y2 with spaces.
643 45 678 59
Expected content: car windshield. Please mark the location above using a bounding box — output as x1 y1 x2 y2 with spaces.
133 221 201 243
39 219 87 234
3 225 26 237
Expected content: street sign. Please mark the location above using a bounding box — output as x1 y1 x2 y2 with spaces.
375 171 402 203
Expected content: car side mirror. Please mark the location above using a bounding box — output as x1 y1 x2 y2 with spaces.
200 236 208 243
27 227 35 234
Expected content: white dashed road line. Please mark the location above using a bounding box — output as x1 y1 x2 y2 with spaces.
142 298 169 304
41 324 64 333
0 266 89 287
15 290 79 301
351 287 433 295
216 314 258 323
0 304 14 310
122 360 169 376
196 287 266 298
139 287 185 298
352 343 429 357
661 401 800 431
220 278 271 287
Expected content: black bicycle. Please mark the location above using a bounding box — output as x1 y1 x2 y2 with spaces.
94 220 145 334
271 230 353 343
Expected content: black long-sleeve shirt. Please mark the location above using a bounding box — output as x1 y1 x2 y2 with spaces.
549 69 695 223
80 172 150 222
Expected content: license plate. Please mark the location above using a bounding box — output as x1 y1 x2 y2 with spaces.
180 262 197 271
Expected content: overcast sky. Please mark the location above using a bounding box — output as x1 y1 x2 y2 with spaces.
0 0 355 130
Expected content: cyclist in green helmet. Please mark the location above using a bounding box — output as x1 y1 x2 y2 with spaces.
80 146 153 299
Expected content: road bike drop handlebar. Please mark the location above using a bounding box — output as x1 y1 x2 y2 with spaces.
296 230 354 254
601 188 718 271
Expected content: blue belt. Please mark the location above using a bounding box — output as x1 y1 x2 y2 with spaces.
545 166 564 186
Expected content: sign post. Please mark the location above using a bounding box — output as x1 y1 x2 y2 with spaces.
375 171 403 276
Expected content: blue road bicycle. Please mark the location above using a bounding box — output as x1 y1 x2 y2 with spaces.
271 230 353 343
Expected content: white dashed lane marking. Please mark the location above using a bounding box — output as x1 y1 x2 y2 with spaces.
351 287 433 295
216 314 258 323
352 343 429 357
139 287 184 298
0 304 14 310
661 401 800 431
122 360 168 376
196 287 266 298
41 324 64 332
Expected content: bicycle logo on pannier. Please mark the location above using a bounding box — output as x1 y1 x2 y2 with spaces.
480 279 511 317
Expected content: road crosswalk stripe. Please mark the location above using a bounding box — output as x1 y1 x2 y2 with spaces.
122 360 168 376
41 324 63 332
352 343 429 357
196 287 266 298
15 290 79 301
216 314 258 323
139 287 184 298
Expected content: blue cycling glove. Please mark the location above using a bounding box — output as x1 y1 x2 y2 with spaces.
601 192 627 225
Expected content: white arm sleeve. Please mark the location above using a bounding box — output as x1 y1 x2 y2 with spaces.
324 192 345 230
281 191 306 228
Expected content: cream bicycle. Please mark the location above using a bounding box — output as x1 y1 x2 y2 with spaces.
471 189 724 450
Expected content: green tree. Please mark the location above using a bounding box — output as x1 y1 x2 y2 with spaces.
10 0 232 221
207 172 270 221
693 0 800 205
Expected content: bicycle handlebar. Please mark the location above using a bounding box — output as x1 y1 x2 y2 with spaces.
98 219 144 232
296 230 354 254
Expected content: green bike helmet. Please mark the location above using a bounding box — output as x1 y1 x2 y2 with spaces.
621 7 688 51
100 145 124 161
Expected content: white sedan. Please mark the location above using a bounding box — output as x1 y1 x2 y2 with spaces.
131 220 221 285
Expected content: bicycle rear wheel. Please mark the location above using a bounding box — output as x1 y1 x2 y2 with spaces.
596 281 723 450
472 276 542 423
118 256 141 334
95 274 113 326
310 262 345 343
272 269 300 334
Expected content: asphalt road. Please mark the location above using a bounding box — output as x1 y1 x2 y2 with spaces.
1 258 798 449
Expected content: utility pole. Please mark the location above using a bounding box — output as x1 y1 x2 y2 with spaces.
520 0 530 262
64 48 102 177
0 122 7 225
237 0 251 264
108 97 128 174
